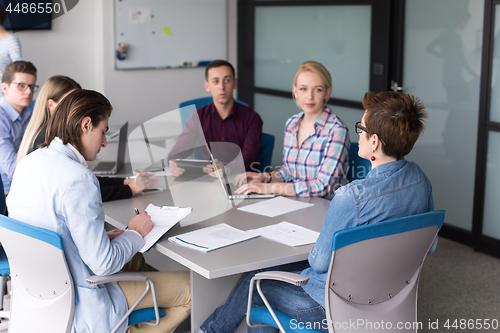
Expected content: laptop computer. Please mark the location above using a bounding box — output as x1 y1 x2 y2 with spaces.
92 122 128 175
210 151 276 200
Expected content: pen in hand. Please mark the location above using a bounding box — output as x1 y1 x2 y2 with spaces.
126 208 140 230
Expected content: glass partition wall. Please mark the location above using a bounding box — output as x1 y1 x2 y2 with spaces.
239 0 500 258
238 0 392 167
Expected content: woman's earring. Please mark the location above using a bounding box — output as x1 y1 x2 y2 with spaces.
370 150 376 161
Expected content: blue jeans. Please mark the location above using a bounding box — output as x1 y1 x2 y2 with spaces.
199 261 327 333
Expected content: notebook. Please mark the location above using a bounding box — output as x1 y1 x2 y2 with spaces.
92 122 128 175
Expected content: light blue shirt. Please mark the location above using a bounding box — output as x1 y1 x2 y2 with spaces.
0 97 32 191
301 159 435 307
7 140 144 333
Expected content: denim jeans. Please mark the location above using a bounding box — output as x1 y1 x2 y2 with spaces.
199 260 327 333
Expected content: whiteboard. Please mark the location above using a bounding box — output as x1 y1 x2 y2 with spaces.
114 0 226 70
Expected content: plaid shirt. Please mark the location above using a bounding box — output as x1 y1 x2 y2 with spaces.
276 108 350 198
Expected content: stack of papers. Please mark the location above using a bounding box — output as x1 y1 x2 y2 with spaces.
140 203 192 252
249 222 320 247
237 196 314 217
169 223 258 252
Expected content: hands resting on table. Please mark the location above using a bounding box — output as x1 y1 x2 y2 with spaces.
124 171 159 196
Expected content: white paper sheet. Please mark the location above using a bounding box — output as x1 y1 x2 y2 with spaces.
237 196 314 217
249 221 319 247
140 204 192 252
129 8 151 25
168 223 259 252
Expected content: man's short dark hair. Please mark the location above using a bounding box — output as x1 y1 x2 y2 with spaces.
2 61 37 83
205 60 235 80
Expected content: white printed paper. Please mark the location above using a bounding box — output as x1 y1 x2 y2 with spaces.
237 197 314 218
129 8 151 25
169 223 258 252
250 222 319 247
140 203 192 252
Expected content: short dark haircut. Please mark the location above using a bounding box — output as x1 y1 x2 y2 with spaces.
363 91 427 160
205 60 235 80
44 90 112 153
2 61 37 83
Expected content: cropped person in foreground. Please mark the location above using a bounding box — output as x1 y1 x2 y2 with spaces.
198 91 436 333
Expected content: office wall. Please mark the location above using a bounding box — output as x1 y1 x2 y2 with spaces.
14 0 237 127
15 0 102 93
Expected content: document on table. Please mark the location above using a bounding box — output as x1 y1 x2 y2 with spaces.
249 222 320 247
168 223 259 252
237 196 314 217
140 203 192 253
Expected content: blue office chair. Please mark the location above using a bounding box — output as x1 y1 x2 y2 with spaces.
0 175 4 216
0 175 9 326
178 96 249 128
247 210 445 333
257 133 275 172
178 97 274 171
0 246 8 328
0 215 166 333
346 142 371 182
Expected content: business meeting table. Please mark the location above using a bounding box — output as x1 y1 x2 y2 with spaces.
101 166 330 333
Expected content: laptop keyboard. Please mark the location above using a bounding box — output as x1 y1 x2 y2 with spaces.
93 161 116 172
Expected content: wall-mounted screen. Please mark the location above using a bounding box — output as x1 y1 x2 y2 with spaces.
0 0 53 30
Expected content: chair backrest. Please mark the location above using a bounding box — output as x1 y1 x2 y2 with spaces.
0 215 75 333
0 175 5 215
178 96 249 128
325 210 445 332
346 142 371 182
257 133 275 172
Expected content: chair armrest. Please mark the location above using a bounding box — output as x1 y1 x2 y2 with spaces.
86 272 148 286
253 271 309 286
247 271 309 331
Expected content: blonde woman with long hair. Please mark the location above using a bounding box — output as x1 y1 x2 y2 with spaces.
17 75 157 202
17 75 81 164
234 61 350 199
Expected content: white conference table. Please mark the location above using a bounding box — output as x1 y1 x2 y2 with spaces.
101 168 330 332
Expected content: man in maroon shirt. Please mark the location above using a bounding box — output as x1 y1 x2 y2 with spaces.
168 60 263 176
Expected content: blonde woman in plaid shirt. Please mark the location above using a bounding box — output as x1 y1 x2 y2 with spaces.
235 61 350 199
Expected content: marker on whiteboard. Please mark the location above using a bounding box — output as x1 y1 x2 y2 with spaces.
116 43 128 61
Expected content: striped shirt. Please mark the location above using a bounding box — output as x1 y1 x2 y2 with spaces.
276 108 350 198
0 33 22 80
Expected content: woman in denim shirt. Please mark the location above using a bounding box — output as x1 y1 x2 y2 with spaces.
197 91 435 333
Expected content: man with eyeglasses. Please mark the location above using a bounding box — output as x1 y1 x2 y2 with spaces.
0 60 37 193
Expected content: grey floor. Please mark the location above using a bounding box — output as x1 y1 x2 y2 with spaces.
1 236 499 332
418 237 500 333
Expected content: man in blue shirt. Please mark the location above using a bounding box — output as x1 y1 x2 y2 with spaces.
0 60 37 192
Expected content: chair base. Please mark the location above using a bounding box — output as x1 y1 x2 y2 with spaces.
250 307 322 333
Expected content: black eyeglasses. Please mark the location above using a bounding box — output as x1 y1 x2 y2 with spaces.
355 121 387 146
7 82 39 92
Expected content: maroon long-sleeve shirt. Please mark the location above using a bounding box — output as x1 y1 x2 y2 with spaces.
168 102 263 171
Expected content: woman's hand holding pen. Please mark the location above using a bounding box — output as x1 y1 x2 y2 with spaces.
128 208 153 237
125 171 159 196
